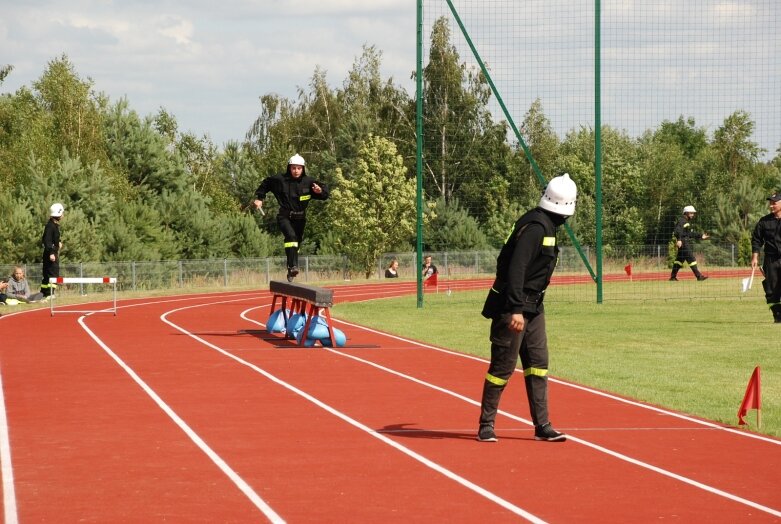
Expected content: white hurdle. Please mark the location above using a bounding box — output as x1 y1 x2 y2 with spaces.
49 277 118 316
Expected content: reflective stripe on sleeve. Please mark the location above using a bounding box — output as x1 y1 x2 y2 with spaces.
300 195 311 201
542 236 556 246
284 241 299 248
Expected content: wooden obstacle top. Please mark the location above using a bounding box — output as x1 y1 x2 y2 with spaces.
269 280 334 307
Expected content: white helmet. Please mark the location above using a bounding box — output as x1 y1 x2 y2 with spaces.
539 173 577 216
683 205 697 214
288 154 306 166
49 203 65 217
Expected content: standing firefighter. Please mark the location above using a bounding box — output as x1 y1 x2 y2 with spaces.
253 154 330 282
40 203 64 298
670 205 710 281
477 173 577 443
750 191 781 323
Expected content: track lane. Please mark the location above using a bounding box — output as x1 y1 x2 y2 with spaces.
0 304 272 522
74 295 541 522
2 282 779 522
162 293 781 521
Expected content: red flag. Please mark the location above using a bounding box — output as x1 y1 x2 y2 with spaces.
738 366 761 425
624 264 632 277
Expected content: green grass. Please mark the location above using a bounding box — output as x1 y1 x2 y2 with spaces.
333 290 780 438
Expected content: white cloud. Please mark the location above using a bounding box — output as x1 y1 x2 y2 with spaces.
1 0 778 158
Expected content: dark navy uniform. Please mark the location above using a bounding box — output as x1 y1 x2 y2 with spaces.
751 201 781 322
479 207 565 437
254 168 329 273
40 218 61 297
671 215 707 280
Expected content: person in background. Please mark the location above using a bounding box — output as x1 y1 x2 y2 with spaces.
385 259 399 278
0 279 8 306
421 255 438 281
40 203 64 298
253 154 330 282
477 173 577 443
8 266 44 302
750 191 781 323
669 205 709 281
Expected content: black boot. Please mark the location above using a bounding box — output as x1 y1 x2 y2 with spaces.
771 304 781 324
692 267 708 281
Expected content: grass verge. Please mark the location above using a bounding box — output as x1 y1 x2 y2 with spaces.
333 289 780 438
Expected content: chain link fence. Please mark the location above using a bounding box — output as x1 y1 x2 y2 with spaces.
2 243 762 304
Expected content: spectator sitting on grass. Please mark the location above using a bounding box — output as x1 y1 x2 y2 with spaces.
7 266 44 303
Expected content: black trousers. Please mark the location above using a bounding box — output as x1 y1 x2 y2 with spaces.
277 216 306 269
479 311 550 429
40 256 59 297
762 255 781 319
671 246 703 277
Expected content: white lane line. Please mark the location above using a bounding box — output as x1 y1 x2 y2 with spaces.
78 290 780 519
237 304 781 518
330 316 781 445
162 302 547 523
76 316 285 524
0 366 19 524
318 345 781 518
207 293 780 446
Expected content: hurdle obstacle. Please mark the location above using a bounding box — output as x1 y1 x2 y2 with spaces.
49 277 118 316
268 280 335 347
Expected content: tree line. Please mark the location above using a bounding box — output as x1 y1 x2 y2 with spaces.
1 18 779 277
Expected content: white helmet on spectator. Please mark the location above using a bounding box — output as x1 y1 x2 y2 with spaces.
539 173 577 216
49 203 65 217
288 154 306 166
683 205 697 214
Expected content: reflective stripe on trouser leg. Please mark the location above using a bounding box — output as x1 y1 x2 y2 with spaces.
40 281 58 296
518 312 550 427
479 316 524 427
689 260 703 277
284 240 299 269
479 377 506 428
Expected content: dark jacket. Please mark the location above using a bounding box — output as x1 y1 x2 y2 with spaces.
42 219 60 259
673 217 703 248
751 213 781 258
254 170 329 218
482 208 561 318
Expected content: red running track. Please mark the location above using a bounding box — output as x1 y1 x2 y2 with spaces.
0 281 779 522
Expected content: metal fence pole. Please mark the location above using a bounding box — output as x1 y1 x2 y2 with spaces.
223 258 228 287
